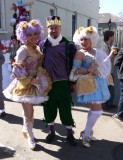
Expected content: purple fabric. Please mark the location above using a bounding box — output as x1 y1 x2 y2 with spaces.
49 125 55 133
43 42 68 82
67 128 73 135
38 39 45 50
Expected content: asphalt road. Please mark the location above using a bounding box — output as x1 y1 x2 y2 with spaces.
0 99 123 160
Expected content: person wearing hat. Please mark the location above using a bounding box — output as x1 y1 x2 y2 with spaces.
39 16 77 146
72 26 111 147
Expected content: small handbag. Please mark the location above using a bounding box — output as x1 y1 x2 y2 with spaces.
76 74 97 96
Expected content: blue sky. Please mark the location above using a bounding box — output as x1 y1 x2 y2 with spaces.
99 0 123 16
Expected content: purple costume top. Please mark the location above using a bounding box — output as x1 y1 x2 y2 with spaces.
39 37 77 82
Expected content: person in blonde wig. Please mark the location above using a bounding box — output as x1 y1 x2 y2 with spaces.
72 26 111 147
3 20 52 150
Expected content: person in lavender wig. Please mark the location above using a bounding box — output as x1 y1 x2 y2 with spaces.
3 19 52 150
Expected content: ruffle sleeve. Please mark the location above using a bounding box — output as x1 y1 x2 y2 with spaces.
96 49 111 79
12 46 29 80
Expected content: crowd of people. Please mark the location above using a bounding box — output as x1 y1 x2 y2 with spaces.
0 15 122 150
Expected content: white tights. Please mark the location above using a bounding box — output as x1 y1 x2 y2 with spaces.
84 110 103 137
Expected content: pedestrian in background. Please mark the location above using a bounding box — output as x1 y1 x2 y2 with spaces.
39 16 77 146
113 47 123 121
0 51 5 117
3 20 52 150
9 35 20 67
101 30 117 110
72 26 111 147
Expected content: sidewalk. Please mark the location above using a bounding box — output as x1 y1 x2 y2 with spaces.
0 100 123 160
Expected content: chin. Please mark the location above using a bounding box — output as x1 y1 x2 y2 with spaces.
51 34 58 38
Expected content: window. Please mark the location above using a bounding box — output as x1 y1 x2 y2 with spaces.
0 0 6 31
98 28 103 35
72 14 77 37
87 18 91 27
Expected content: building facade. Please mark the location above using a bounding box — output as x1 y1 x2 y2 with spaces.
98 13 123 48
0 0 99 40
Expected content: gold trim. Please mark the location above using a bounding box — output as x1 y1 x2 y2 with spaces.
23 45 42 58
37 66 52 96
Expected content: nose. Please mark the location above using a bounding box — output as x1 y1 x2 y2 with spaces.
52 29 56 32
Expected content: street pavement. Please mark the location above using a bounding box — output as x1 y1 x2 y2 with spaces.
0 98 123 160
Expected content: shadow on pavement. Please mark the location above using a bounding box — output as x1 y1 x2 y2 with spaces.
35 138 123 160
1 113 22 125
0 146 16 159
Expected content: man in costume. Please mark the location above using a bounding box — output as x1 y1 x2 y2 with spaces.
39 16 77 146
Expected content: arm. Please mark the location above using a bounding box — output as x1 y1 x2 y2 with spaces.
0 53 5 65
96 49 111 79
13 46 40 85
69 43 77 72
114 48 123 67
73 50 90 75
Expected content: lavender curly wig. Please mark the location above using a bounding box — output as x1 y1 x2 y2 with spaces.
16 19 44 44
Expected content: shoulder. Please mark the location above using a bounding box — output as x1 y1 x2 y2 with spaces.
62 37 75 45
62 37 77 51
74 49 85 59
16 45 28 56
38 39 48 50
18 45 27 51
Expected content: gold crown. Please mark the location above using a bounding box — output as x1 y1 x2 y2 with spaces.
46 16 61 27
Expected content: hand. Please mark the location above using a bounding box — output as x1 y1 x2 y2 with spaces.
30 78 40 85
88 72 96 77
110 49 118 56
89 62 98 73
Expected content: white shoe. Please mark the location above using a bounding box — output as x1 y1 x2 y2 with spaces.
90 131 97 141
22 130 36 150
28 138 36 150
80 131 91 148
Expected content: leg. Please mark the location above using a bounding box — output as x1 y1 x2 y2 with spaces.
104 71 118 110
113 80 123 121
81 103 103 147
0 82 5 117
103 85 115 110
43 85 58 143
22 103 36 150
58 81 77 146
118 81 123 112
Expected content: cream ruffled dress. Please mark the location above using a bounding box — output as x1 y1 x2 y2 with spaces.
3 45 52 104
